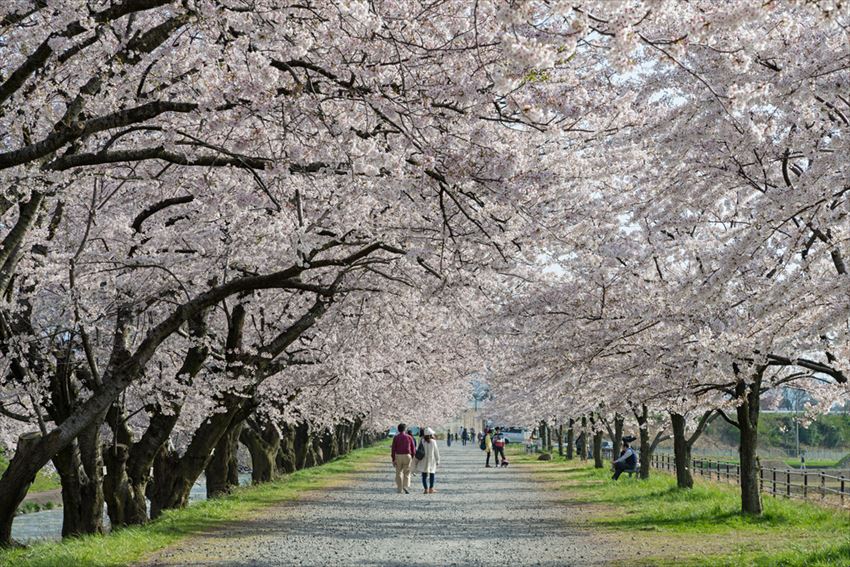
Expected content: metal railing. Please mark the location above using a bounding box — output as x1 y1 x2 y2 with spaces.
650 453 850 507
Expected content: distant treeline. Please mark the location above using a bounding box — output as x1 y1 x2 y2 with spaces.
703 414 850 452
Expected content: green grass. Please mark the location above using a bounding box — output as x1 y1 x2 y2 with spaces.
0 454 61 495
0 441 389 567
509 448 850 566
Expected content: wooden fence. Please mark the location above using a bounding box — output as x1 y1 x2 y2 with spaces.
650 453 850 507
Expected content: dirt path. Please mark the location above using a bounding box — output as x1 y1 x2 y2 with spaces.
140 443 609 566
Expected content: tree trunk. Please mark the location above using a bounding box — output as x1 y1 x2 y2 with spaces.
149 403 242 518
277 423 297 474
307 432 324 467
736 369 764 516
634 404 651 480
612 414 624 462
321 427 339 462
205 420 243 499
348 418 363 455
557 424 564 456
0 432 41 545
670 413 693 489
240 421 281 484
579 416 587 460
106 315 209 527
592 430 603 468
294 421 311 470
638 419 651 480
52 423 105 538
103 443 133 528
566 419 574 460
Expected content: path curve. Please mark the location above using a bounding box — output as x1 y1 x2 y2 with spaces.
141 443 607 566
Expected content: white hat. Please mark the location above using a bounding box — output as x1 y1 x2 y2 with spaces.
424 427 435 435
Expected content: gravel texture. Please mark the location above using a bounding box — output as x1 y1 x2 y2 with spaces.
141 443 608 566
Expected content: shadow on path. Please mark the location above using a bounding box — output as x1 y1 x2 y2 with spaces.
140 443 608 566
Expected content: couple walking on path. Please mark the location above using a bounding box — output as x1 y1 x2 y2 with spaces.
481 428 508 468
391 424 441 494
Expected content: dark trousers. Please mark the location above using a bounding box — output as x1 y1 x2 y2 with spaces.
612 461 629 480
485 451 491 466
421 472 435 489
494 446 506 464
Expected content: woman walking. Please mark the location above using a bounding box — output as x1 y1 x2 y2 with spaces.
483 429 493 467
414 427 441 494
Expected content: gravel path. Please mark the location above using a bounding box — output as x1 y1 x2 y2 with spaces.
141 443 608 566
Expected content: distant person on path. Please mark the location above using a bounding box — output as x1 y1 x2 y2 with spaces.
461 428 469 446
482 429 493 467
492 427 507 466
415 427 441 494
447 430 452 447
391 423 416 494
611 437 637 480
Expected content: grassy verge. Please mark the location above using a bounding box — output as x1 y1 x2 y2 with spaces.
0 441 389 567
0 453 61 495
510 447 850 566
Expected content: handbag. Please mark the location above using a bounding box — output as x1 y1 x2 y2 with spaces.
479 438 486 451
415 439 426 461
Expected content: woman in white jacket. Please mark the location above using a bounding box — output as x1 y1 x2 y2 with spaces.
414 427 441 494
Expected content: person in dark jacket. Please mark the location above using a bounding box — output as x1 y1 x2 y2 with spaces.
611 437 638 480
492 427 507 466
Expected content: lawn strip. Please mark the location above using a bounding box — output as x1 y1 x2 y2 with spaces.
509 446 850 566
0 441 389 567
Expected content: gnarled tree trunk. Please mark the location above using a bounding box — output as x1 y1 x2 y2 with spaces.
52 424 105 538
241 420 282 484
0 432 41 545
206 419 243 499
277 423 297 474
566 418 574 460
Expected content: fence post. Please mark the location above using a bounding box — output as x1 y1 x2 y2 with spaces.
772 469 776 497
820 472 825 500
786 470 791 498
841 476 846 506
803 471 808 499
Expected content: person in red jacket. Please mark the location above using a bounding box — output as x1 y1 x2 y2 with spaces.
391 423 416 494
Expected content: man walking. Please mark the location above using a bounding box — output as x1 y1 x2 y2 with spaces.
461 428 469 446
391 423 416 493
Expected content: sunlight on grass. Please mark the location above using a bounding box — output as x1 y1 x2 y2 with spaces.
0 453 61 495
0 441 389 567
512 448 850 566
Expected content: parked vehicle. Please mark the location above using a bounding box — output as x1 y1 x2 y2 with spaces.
387 426 421 437
500 427 530 443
